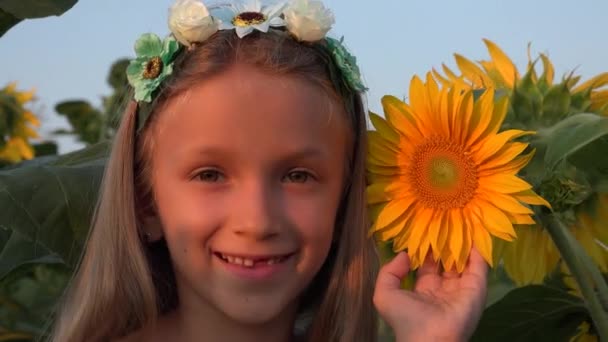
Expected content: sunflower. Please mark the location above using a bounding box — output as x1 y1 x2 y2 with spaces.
431 39 608 283
563 269 600 342
494 195 608 285
433 39 608 116
492 224 560 285
367 73 550 272
0 82 40 163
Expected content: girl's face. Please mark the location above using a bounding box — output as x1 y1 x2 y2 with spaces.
149 63 349 325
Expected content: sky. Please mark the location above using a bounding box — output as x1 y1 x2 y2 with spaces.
1 0 607 153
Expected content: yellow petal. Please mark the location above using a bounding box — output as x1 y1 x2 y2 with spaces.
471 200 517 240
513 189 552 209
448 209 464 262
473 130 534 164
476 142 529 171
486 94 509 136
371 198 416 232
483 39 519 88
23 111 41 127
442 63 460 80
539 54 554 85
465 89 495 147
455 54 491 88
479 173 533 194
407 207 434 256
427 211 443 260
478 190 534 215
470 213 494 266
369 112 399 144
504 212 537 225
572 72 608 93
478 150 535 175
381 96 424 142
16 89 35 104
433 68 453 88
367 181 410 204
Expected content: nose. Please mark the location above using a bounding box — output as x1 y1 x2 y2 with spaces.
229 178 282 240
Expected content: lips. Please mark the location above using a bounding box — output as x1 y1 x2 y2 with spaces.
213 250 295 280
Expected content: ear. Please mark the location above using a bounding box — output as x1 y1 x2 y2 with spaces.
142 215 164 242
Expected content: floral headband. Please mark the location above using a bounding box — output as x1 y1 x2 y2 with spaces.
126 0 366 110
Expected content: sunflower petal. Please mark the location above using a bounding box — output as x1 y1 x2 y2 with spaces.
572 72 608 93
473 130 534 164
470 212 494 266
483 39 518 88
471 200 517 241
371 198 416 232
367 181 411 204
477 142 529 171
478 190 534 214
513 189 552 208
479 172 533 194
407 207 434 257
381 96 424 142
369 112 400 144
466 89 495 147
455 54 491 88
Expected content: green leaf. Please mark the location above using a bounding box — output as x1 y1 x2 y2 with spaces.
567 136 608 184
32 141 58 157
539 113 608 168
0 142 108 277
0 264 70 339
0 0 77 19
54 100 104 144
0 228 62 279
471 285 588 342
0 7 21 37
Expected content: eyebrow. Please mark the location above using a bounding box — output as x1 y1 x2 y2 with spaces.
190 146 329 160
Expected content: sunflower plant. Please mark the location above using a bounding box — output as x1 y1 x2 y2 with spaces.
0 82 41 165
369 40 608 340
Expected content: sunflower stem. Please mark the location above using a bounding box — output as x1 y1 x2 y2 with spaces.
540 212 608 339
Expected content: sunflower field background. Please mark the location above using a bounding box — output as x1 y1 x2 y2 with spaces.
1 1 608 341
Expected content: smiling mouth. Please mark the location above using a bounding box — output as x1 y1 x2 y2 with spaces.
214 252 293 268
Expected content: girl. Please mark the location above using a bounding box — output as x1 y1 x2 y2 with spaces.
51 0 488 341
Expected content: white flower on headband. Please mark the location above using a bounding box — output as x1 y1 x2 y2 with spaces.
168 0 218 47
283 0 334 42
213 0 286 38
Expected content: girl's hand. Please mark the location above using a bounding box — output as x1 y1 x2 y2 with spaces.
373 249 488 342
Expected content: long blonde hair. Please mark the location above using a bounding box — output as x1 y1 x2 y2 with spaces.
51 30 378 342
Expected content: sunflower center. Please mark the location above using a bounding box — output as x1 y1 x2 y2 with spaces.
233 12 266 26
430 158 458 188
143 57 163 79
410 136 478 210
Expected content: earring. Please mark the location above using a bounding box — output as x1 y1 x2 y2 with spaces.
144 231 152 242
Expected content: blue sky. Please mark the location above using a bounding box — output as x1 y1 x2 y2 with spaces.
1 0 606 153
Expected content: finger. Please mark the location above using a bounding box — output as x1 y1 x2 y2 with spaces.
441 259 462 280
376 251 410 291
463 248 489 280
414 252 441 292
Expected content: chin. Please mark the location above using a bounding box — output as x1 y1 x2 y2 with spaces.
217 293 297 326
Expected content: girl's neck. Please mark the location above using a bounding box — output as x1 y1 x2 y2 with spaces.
148 300 299 342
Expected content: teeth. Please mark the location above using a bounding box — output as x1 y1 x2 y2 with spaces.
219 253 287 267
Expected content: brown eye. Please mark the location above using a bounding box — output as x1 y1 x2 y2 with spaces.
195 169 224 183
284 170 312 183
